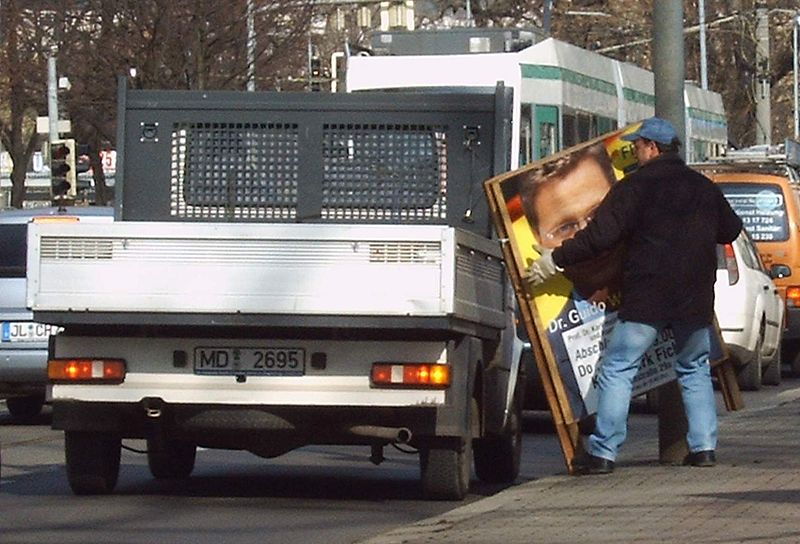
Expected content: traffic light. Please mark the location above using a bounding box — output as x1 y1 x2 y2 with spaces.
310 55 322 92
311 56 321 78
50 139 76 198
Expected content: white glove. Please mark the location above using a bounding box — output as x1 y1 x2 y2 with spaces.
524 246 562 287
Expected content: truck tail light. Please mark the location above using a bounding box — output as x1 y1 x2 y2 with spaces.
371 363 450 389
31 216 81 223
787 286 800 308
48 358 126 383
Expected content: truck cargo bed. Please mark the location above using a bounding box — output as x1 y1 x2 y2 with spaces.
28 222 505 331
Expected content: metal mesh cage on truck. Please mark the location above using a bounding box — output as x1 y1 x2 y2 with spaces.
116 82 512 237
172 122 301 219
171 122 446 222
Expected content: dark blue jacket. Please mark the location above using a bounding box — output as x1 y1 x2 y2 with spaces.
552 153 742 323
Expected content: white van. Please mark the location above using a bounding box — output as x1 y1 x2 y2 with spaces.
0 206 113 419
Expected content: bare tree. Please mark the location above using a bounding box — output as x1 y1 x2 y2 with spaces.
51 0 315 205
0 1 50 208
4 0 796 209
546 0 795 146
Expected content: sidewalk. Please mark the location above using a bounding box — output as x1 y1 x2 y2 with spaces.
359 389 800 544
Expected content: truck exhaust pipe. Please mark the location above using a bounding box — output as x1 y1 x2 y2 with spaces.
349 425 412 444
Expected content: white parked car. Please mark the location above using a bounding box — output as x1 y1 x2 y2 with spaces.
0 205 114 419
715 230 784 391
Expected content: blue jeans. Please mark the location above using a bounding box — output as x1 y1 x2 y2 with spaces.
588 319 717 461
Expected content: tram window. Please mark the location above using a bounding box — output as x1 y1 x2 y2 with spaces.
692 140 702 162
519 104 533 166
563 114 577 148
577 113 592 141
690 139 709 162
539 122 557 159
597 116 616 135
535 105 559 160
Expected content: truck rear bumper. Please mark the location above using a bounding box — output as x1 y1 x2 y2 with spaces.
51 400 462 448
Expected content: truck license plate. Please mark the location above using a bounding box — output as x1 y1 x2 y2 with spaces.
1 321 60 343
193 347 306 376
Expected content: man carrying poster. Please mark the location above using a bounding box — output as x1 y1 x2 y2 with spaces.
512 136 679 422
517 142 624 420
528 117 742 475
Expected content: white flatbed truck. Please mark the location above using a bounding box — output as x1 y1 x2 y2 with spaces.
27 81 523 500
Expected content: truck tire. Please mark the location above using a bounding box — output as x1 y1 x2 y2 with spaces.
420 442 472 500
420 399 475 500
6 394 45 419
65 431 121 495
474 393 521 484
147 439 196 479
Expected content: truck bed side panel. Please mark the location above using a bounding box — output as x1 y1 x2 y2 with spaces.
28 223 505 329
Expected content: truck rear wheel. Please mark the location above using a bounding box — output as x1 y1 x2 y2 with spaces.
147 439 196 479
420 399 475 500
420 441 472 501
65 431 121 495
474 393 522 484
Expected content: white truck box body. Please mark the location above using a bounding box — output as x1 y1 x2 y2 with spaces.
27 222 505 328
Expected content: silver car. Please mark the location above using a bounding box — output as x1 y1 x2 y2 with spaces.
0 205 114 419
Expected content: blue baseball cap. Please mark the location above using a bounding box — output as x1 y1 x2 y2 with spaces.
621 117 679 145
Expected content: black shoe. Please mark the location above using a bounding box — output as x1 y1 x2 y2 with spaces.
572 452 614 475
683 450 716 467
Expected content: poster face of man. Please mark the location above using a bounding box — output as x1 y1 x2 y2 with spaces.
532 159 608 249
522 145 624 301
485 127 686 423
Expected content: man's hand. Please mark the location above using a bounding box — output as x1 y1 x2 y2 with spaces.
524 246 562 287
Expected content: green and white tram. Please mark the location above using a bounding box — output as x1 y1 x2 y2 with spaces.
346 37 727 168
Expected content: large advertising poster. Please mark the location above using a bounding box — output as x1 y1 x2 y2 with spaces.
484 124 742 464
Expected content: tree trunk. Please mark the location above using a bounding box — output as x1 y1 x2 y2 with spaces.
89 145 111 206
9 163 27 209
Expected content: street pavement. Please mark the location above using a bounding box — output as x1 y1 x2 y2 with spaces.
358 387 800 544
